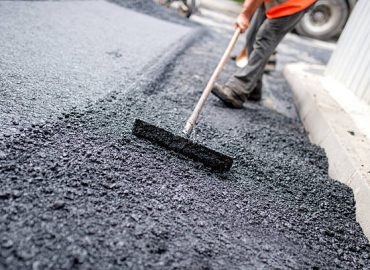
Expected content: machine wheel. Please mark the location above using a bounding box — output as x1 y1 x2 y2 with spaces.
295 0 349 40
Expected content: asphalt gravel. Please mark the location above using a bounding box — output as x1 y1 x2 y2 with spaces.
108 0 197 26
0 0 191 136
1 0 370 269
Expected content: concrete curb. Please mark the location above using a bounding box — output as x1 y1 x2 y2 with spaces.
284 62 370 241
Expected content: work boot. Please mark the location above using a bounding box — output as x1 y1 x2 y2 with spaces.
247 79 262 101
211 83 244 109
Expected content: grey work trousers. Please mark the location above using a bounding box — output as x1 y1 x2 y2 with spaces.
227 7 309 99
245 6 266 57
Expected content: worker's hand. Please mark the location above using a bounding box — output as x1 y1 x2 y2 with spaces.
234 12 250 33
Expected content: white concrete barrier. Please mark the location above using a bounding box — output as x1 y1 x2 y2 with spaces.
326 0 370 105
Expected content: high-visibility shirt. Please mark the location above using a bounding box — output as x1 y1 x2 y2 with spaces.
264 0 317 19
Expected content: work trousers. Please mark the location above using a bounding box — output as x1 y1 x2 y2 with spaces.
226 6 309 99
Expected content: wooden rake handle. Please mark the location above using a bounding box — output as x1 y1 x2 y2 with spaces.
183 28 241 136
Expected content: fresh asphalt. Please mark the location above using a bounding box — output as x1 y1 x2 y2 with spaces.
0 0 191 137
1 0 369 269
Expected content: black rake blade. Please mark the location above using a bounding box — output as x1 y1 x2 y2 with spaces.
132 119 233 171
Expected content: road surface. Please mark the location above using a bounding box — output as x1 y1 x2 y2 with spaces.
1 0 369 269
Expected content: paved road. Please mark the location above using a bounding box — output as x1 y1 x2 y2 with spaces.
1 1 369 269
0 0 192 136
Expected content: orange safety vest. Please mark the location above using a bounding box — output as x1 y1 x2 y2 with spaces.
264 0 317 19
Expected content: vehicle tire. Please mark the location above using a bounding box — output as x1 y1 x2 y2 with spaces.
295 0 349 40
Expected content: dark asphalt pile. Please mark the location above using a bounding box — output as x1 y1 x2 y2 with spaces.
1 1 370 269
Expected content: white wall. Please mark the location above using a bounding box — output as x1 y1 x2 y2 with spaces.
326 0 370 105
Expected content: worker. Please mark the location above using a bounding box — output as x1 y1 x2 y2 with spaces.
212 0 317 107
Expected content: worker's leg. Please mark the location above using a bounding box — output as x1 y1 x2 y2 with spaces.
245 6 266 56
232 10 308 98
212 9 310 108
244 6 266 101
